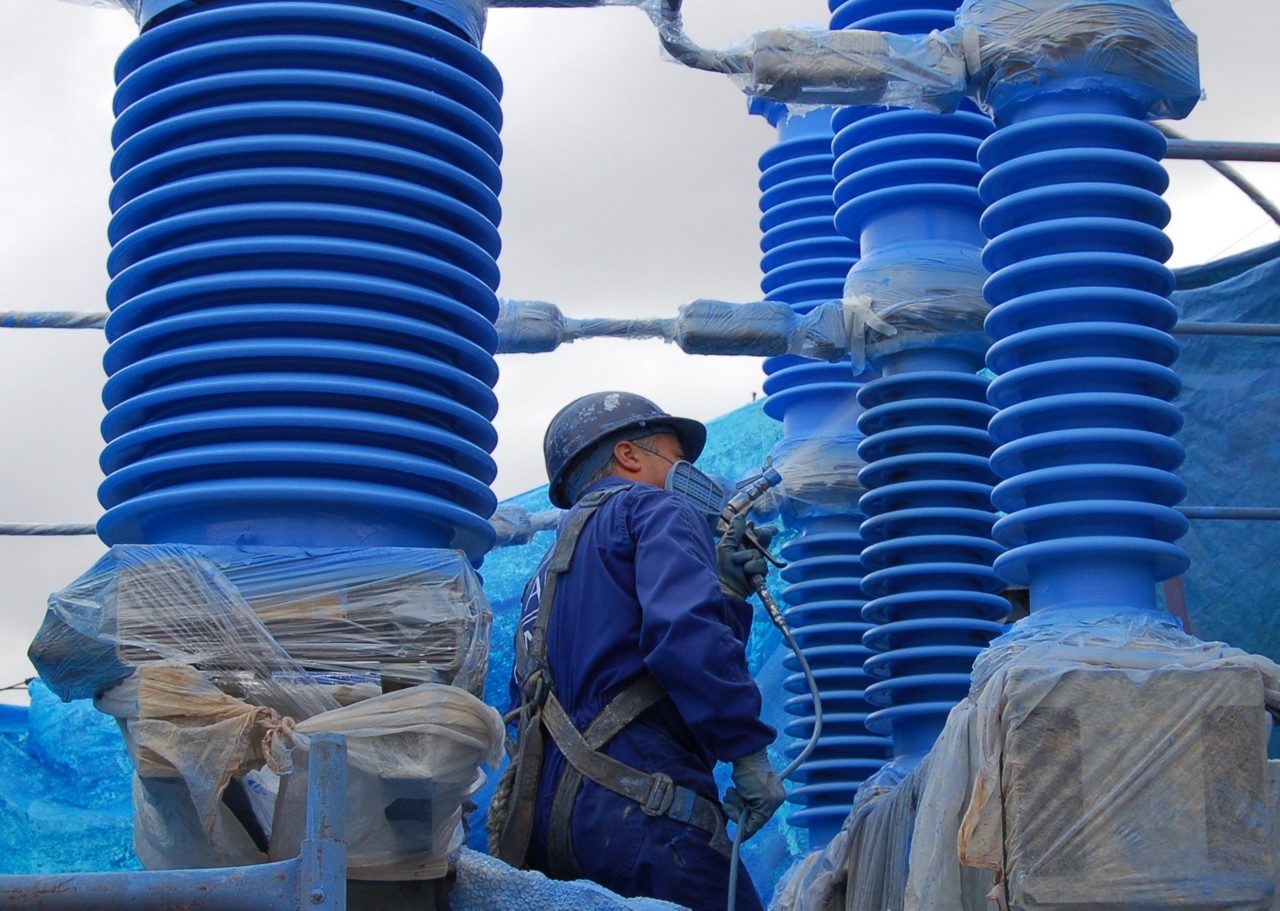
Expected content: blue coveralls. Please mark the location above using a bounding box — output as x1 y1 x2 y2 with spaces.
509 478 776 911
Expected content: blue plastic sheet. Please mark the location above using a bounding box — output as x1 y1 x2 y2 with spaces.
0 682 137 875
1170 245 1280 735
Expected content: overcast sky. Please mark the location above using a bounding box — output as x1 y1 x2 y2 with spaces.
1 0 1277 699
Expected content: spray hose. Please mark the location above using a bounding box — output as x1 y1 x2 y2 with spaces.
714 470 824 911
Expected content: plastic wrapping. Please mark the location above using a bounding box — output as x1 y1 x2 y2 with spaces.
634 0 968 112
489 504 562 548
956 0 1201 121
734 27 968 111
951 610 1277 911
776 610 1280 911
95 664 502 879
270 684 504 880
770 428 866 522
842 253 991 371
495 297 853 360
675 299 849 359
495 299 568 354
30 544 492 717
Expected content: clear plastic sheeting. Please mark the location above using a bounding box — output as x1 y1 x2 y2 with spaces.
270 685 504 880
959 610 1278 910
30 544 492 715
770 431 866 522
955 0 1201 121
842 254 991 372
628 0 968 111
495 297 853 360
490 504 562 548
773 609 1280 911
95 663 503 879
674 300 849 359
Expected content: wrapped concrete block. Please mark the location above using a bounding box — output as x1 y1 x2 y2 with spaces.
992 665 1272 910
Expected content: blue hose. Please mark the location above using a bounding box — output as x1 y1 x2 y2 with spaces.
99 0 502 560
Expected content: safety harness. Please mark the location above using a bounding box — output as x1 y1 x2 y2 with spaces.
492 485 732 875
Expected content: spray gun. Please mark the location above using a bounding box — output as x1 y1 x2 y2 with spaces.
666 461 824 911
714 465 787 620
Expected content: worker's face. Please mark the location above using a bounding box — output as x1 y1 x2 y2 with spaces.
617 433 685 490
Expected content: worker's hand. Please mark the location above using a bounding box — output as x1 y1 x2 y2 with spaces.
715 515 775 600
723 749 785 840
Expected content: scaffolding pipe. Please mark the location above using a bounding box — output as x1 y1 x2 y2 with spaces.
0 525 98 537
1164 139 1280 163
1178 507 1280 521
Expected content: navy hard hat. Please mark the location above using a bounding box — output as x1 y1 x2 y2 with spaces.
544 392 707 508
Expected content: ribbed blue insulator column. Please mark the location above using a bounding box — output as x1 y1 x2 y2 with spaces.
97 0 502 562
978 89 1192 612
830 0 1007 766
751 101 890 847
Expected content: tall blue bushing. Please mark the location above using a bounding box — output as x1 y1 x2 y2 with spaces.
969 0 1200 612
752 101 890 847
830 0 1006 766
97 0 502 562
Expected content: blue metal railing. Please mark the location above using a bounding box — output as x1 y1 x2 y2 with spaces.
0 732 348 910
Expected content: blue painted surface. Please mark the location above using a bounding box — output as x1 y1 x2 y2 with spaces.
830 0 1004 767
750 101 890 848
978 64 1192 614
98 0 503 561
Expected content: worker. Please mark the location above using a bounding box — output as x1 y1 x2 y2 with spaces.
490 391 784 911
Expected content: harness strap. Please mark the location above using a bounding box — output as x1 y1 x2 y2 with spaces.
547 674 666 873
496 486 623 867
543 688 732 873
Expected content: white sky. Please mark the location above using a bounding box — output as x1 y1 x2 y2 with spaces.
1 0 1278 699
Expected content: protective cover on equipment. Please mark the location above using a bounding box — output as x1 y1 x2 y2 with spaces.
956 0 1201 121
95 664 503 878
775 609 1280 911
30 544 492 714
841 257 990 372
490 504 562 548
27 544 496 879
495 298 852 361
269 684 504 880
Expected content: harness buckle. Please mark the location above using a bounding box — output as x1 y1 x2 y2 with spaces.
641 773 676 817
521 668 550 709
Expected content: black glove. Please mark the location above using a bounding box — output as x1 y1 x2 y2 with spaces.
715 515 775 600
723 749 785 840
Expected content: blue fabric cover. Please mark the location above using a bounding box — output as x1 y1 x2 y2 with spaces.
509 478 775 910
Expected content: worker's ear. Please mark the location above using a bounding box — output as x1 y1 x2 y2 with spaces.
612 440 645 475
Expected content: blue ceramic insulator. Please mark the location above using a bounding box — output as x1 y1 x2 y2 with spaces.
831 0 1005 766
980 96 1190 612
751 101 890 847
98 0 503 561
